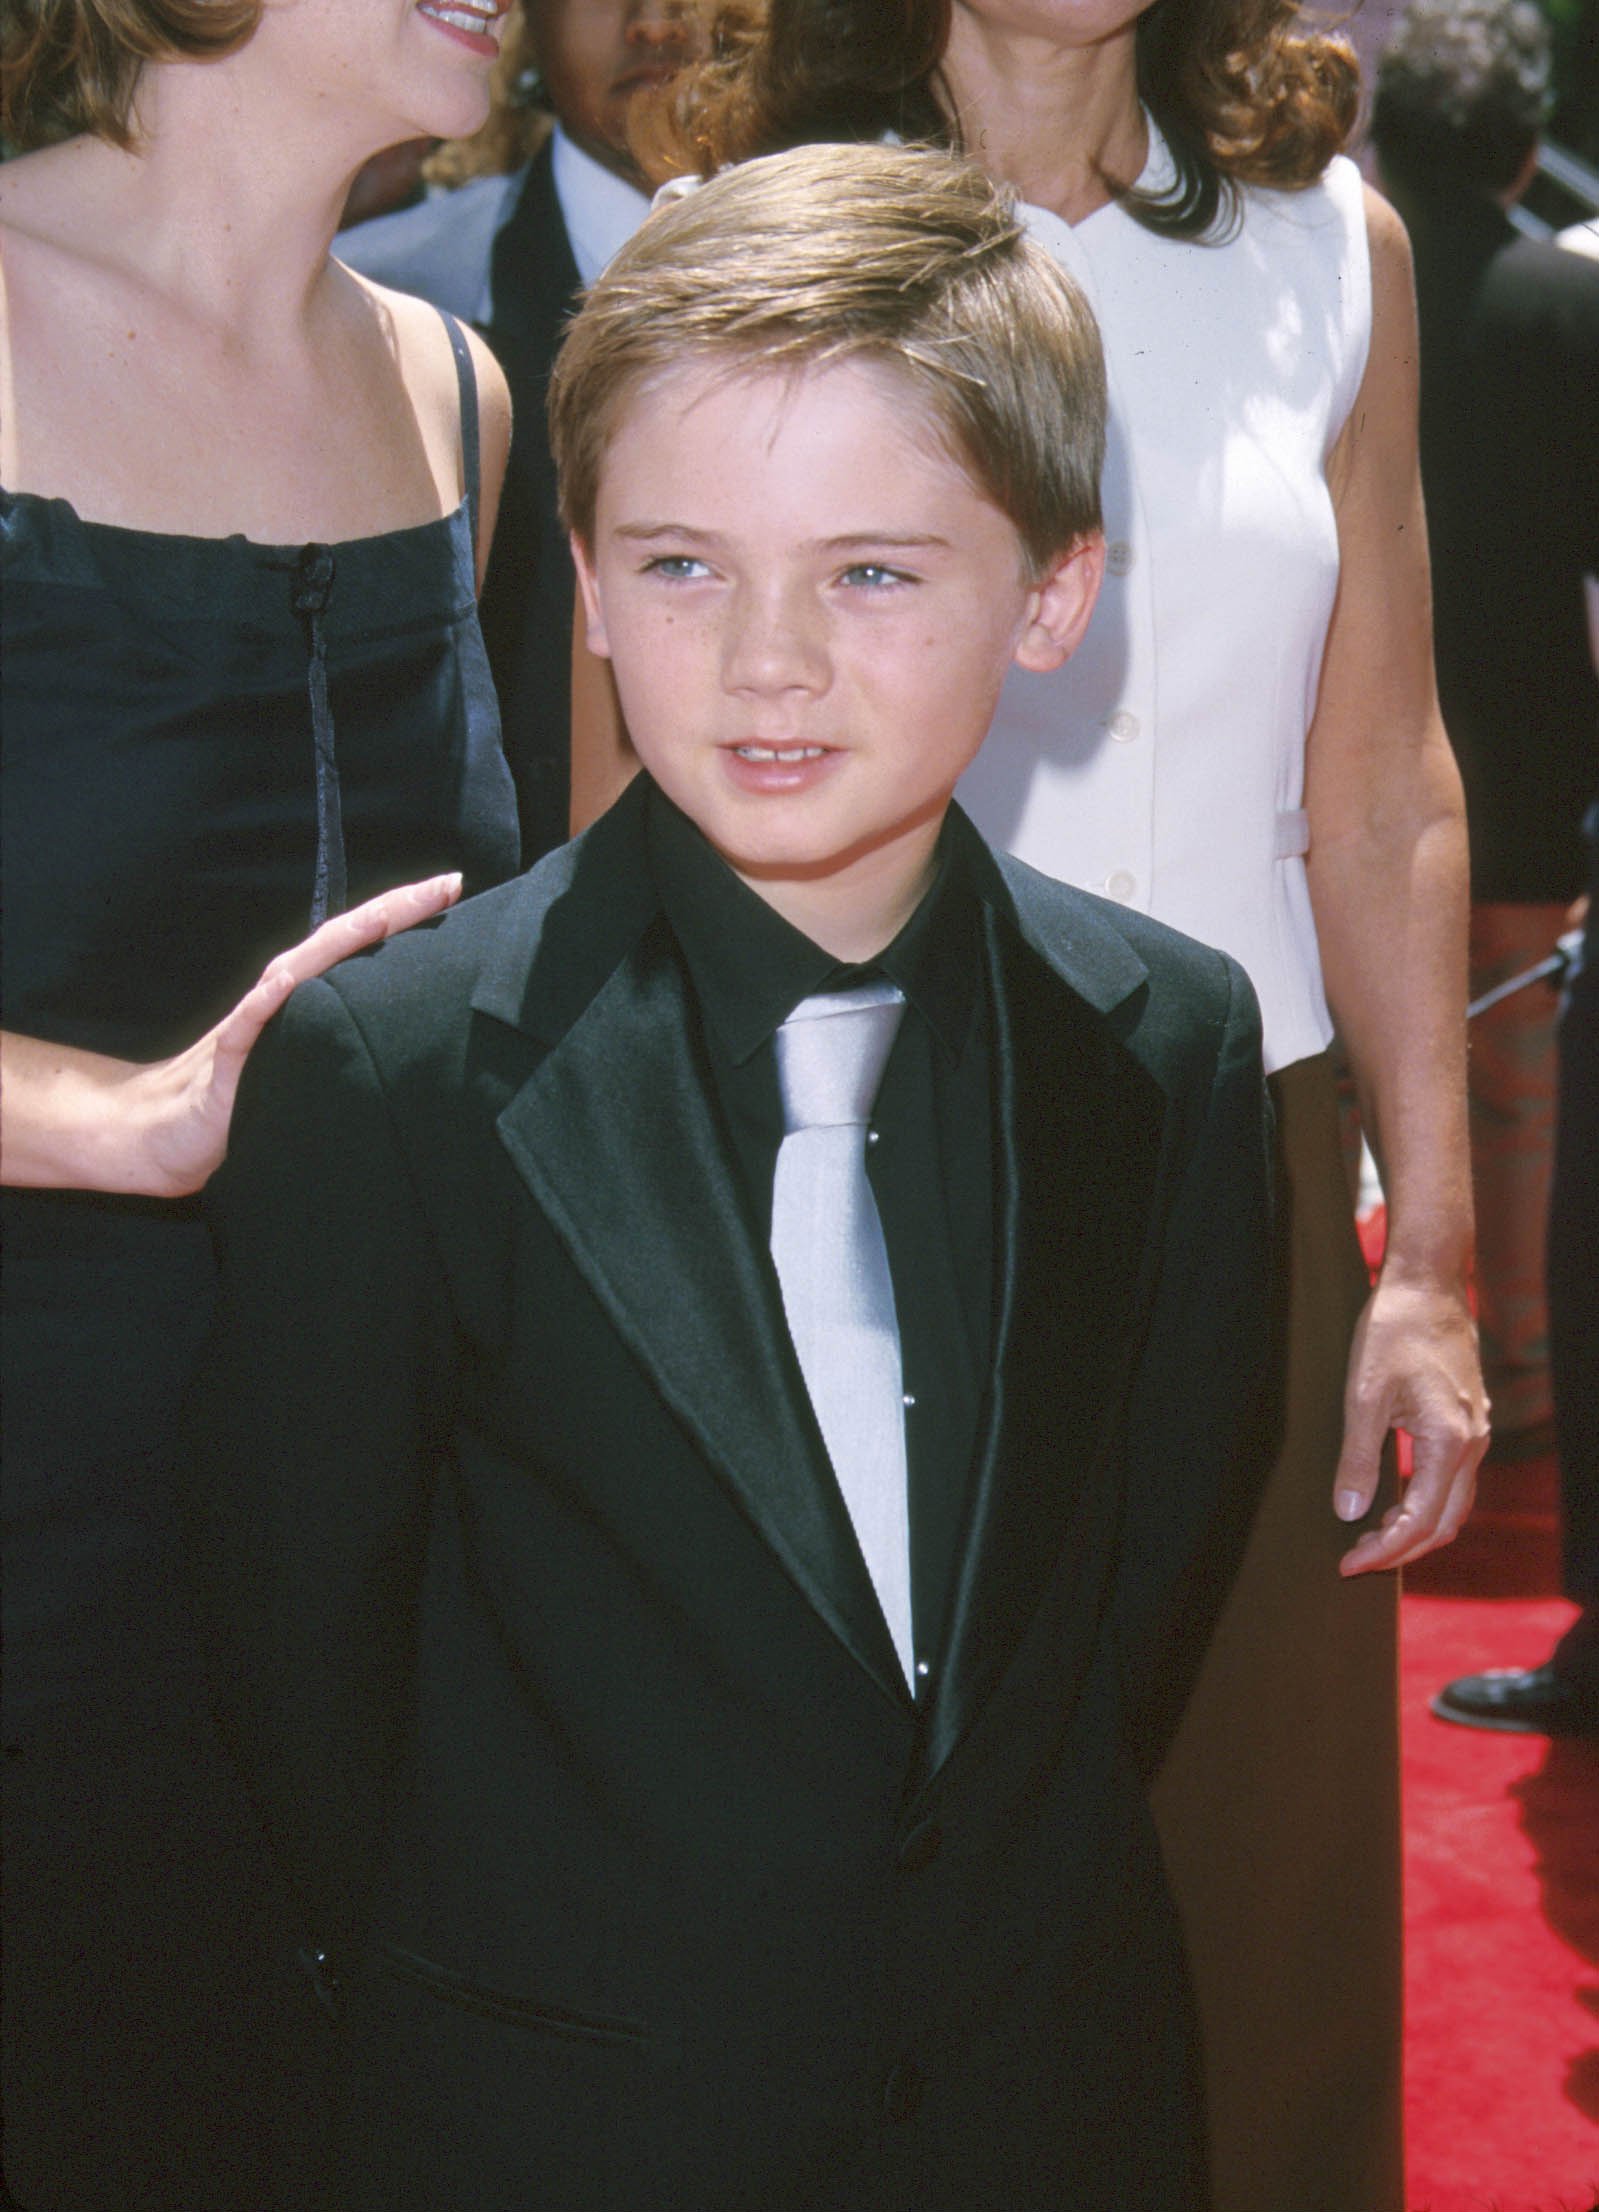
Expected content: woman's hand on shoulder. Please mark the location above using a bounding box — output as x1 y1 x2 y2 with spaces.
0 874 461 1198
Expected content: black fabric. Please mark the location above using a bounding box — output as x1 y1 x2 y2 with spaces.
0 478 518 2210
1403 188 1599 901
342 144 583 864
190 774 1275 2210
1550 802 1599 1619
643 789 992 1673
338 149 583 862
476 146 586 862
437 307 482 548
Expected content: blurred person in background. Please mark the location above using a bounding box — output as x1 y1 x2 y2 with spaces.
1435 807 1599 1739
631 5 1488 2207
1372 0 1599 1500
341 0 702 862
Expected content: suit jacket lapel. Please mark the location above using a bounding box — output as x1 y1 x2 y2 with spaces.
920 884 1170 1786
475 792 908 1709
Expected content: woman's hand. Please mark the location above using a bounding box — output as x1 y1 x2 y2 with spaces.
1332 1270 1489 1576
0 874 461 1198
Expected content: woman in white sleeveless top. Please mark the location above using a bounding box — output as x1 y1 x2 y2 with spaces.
641 6 1488 2208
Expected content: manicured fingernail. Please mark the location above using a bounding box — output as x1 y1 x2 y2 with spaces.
1336 1489 1366 1522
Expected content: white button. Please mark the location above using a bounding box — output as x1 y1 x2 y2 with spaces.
1107 709 1140 743
1106 539 1134 575
902 1394 917 1409
915 1660 930 1678
1105 870 1137 902
866 1129 881 1146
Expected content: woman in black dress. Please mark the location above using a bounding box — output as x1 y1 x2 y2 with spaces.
0 4 520 2203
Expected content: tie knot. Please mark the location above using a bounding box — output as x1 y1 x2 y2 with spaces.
774 983 906 1133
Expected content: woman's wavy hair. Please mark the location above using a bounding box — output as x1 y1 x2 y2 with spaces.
643 0 1361 241
2 0 261 151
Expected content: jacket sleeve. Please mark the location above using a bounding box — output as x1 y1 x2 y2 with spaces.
185 973 454 1981
1110 953 1278 1777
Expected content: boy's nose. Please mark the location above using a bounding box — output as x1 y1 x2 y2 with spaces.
721 589 830 698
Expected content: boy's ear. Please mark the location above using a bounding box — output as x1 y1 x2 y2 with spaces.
1013 532 1106 674
570 531 613 661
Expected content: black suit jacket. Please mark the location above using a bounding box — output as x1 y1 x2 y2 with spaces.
340 143 581 864
193 783 1273 2211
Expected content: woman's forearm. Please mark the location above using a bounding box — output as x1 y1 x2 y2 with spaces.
0 1029 166 1193
1310 739 1474 1285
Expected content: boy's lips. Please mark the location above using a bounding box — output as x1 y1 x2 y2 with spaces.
719 740 843 792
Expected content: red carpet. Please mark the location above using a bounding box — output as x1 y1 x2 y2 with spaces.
1402 1452 1599 2211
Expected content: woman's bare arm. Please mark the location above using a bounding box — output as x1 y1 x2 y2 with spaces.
1305 184 1489 1576
0 875 461 1197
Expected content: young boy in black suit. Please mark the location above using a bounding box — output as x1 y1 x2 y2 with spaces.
193 144 1274 2211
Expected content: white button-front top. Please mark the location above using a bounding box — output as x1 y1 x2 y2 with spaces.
958 124 1372 1074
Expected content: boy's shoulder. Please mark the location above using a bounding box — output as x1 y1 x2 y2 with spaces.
295 785 659 1065
979 837 1254 1034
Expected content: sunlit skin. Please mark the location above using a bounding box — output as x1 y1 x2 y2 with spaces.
532 0 702 185
944 0 1153 223
573 357 1103 961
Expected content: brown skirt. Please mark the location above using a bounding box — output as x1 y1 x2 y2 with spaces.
1151 1051 1403 2212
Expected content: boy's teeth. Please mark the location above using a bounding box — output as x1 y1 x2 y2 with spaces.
737 744 825 763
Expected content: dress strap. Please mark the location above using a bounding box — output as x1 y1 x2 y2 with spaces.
436 307 481 550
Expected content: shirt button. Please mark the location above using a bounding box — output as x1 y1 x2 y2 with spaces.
883 2056 925 2123
1105 869 1138 902
1106 538 1135 575
902 1393 916 1409
898 1820 944 1872
915 1658 930 1680
1107 709 1140 742
866 1129 881 1146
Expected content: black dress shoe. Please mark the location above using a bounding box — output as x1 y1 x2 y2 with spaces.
1431 1665 1599 1737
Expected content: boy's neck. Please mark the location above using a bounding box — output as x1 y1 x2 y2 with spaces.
725 817 946 965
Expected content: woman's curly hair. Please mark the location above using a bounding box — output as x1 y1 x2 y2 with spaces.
643 0 1360 241
2 0 261 151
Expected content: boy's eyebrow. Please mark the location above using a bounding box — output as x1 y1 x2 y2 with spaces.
610 524 957 553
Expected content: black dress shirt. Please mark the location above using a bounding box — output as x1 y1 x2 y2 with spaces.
645 785 994 1683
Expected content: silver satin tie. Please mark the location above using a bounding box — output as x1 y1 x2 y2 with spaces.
770 982 913 1684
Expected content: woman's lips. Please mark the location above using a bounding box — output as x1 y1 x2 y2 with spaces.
416 2 503 58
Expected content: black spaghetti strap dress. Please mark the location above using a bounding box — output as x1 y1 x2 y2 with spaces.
0 313 519 2212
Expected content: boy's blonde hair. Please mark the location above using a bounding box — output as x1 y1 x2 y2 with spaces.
548 142 1106 578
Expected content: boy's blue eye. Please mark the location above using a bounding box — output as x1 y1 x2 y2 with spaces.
642 555 710 580
839 563 914 590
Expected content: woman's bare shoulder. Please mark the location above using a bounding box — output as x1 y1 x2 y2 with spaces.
341 267 510 470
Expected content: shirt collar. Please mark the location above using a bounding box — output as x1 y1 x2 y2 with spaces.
549 124 652 287
644 781 982 1067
